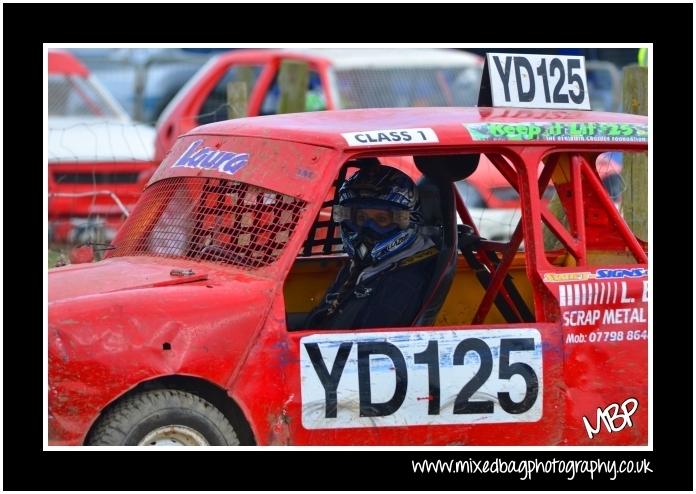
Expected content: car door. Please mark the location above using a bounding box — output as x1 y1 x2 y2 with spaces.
273 149 566 445
194 62 269 124
535 149 649 445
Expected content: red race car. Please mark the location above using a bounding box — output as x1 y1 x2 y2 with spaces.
48 50 157 243
49 104 648 446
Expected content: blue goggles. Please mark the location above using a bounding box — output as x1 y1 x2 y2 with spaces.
332 205 410 232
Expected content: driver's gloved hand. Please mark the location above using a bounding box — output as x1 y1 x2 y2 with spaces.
457 224 481 249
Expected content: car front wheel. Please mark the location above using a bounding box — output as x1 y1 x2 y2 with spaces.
86 389 239 446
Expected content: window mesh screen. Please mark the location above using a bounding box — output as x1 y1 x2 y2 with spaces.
48 75 117 118
109 177 306 269
334 67 482 109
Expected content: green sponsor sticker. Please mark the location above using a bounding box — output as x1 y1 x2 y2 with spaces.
464 122 648 143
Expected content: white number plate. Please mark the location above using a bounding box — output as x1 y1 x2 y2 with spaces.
486 53 591 110
300 328 543 429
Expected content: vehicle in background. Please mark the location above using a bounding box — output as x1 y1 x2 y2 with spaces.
586 60 622 112
595 151 625 203
154 48 484 162
68 48 222 124
48 50 157 243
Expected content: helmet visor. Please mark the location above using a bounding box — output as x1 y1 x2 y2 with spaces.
332 204 410 230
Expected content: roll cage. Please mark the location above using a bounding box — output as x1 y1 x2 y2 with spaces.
299 144 647 327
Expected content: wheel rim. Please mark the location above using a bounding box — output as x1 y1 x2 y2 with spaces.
137 425 210 446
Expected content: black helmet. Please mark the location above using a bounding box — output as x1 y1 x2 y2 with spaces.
332 164 421 264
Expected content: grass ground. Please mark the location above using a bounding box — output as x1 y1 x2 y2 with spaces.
48 246 68 268
48 250 60 268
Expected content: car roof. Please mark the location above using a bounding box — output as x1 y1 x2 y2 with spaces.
208 48 483 69
48 50 89 77
280 48 483 69
188 107 648 150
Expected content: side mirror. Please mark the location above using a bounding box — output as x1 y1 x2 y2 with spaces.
69 245 94 264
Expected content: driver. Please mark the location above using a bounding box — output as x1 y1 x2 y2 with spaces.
304 163 439 329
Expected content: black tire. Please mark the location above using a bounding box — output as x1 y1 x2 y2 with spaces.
86 389 240 446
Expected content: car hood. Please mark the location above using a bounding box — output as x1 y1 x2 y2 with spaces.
48 117 155 162
48 256 269 303
48 255 276 413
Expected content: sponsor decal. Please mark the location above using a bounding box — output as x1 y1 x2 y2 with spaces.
560 280 648 330
173 139 250 176
296 168 315 180
595 268 648 279
398 246 438 267
386 231 408 251
563 307 647 327
300 328 542 429
342 128 438 147
464 122 648 143
544 272 593 283
544 268 647 283
558 281 646 308
566 329 648 344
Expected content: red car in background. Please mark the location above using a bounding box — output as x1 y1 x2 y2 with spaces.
154 48 485 162
48 50 157 243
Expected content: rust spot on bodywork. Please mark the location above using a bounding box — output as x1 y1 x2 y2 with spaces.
267 395 294 445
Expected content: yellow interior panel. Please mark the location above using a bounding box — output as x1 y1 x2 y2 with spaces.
284 253 535 326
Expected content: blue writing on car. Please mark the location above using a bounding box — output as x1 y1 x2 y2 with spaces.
173 139 250 176
595 268 648 279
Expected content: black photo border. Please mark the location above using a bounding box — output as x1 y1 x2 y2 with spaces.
4 2 691 491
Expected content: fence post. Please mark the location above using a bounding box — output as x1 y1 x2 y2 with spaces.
543 155 570 251
621 64 648 239
227 81 248 119
277 60 309 114
133 61 148 122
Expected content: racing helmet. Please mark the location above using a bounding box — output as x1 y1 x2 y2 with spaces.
332 164 422 264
